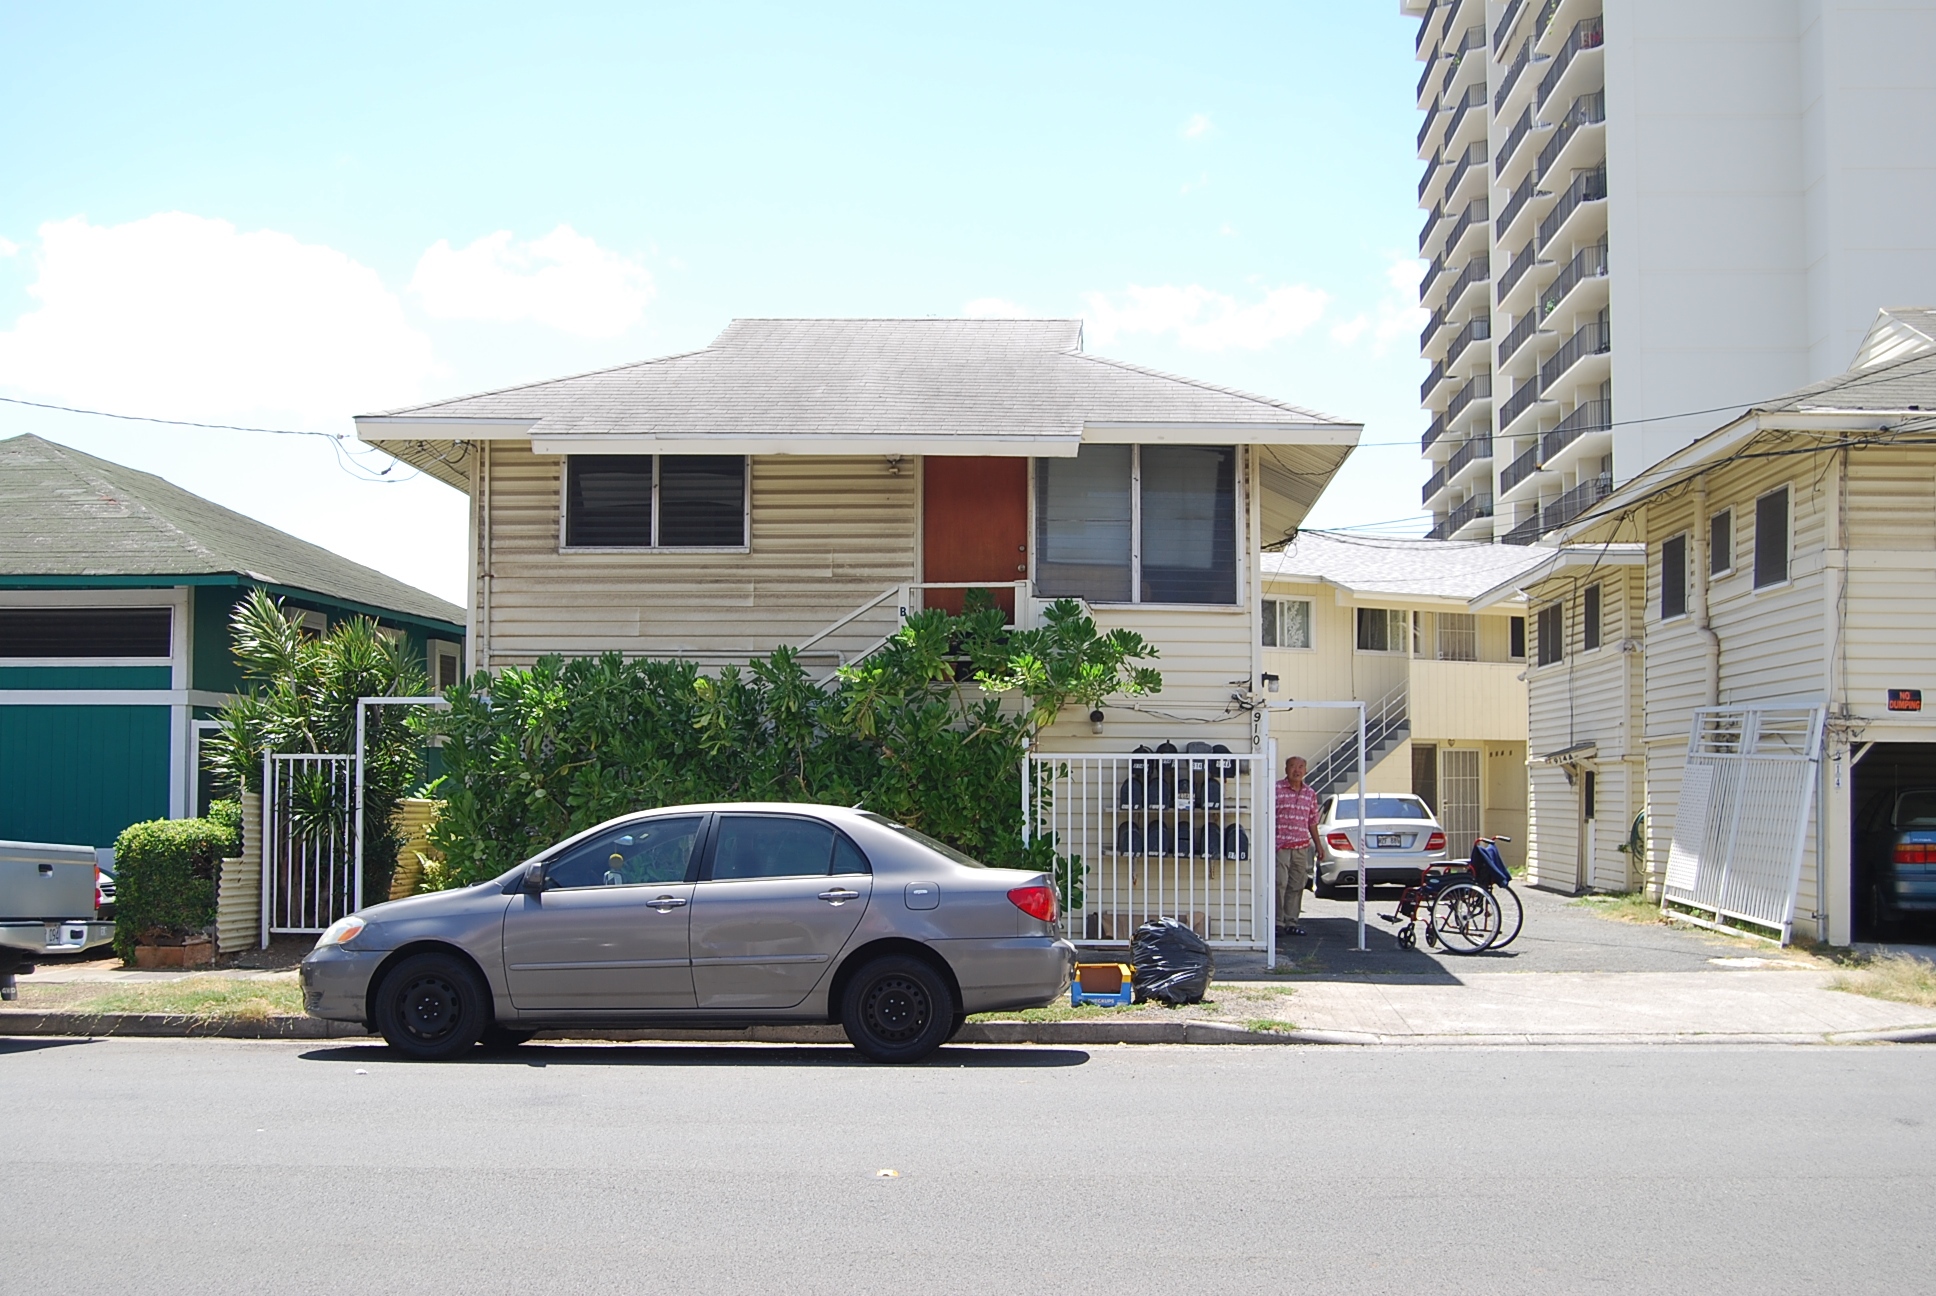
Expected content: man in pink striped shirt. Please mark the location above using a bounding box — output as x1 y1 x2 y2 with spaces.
1275 756 1321 937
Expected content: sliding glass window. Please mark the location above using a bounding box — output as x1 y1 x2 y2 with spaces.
1033 444 1237 605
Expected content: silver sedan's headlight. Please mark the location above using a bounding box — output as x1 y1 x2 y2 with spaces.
314 915 367 949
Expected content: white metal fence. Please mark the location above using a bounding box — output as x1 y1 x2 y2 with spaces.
1026 751 1269 949
1662 705 1825 944
263 752 358 938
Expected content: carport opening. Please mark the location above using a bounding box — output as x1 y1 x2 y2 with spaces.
1852 743 1936 943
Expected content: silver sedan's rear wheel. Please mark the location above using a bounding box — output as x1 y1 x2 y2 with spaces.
841 955 956 1063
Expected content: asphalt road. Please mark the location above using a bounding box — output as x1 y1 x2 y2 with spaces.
4 1036 1931 1294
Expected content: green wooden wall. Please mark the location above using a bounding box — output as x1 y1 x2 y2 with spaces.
0 705 170 848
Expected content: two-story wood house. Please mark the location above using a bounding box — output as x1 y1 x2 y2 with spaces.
358 319 1362 949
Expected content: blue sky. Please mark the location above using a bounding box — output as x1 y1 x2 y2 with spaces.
0 2 1431 604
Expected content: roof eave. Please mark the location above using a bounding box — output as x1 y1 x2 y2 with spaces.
1467 544 1646 610
1556 407 1916 543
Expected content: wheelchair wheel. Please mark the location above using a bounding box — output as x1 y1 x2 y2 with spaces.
1431 882 1501 954
1490 883 1525 950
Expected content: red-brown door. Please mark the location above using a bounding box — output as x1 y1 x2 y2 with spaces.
921 457 1028 617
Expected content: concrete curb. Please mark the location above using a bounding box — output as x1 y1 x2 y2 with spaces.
0 1011 372 1039
2 1011 1931 1047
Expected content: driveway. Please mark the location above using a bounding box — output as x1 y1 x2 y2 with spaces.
1215 882 1787 979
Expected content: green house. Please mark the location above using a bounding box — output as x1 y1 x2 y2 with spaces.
0 434 466 849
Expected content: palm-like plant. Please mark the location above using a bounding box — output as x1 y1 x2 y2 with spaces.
202 590 430 902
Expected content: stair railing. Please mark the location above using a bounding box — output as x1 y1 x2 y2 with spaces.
1303 680 1411 797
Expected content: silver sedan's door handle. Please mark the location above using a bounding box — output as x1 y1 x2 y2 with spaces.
818 888 860 905
648 895 688 912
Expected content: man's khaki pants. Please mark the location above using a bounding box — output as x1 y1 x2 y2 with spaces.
1276 845 1313 927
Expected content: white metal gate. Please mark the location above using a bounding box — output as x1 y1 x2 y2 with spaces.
1025 751 1269 949
262 752 358 938
1663 705 1825 944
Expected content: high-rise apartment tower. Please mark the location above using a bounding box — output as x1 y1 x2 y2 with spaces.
1404 0 1936 542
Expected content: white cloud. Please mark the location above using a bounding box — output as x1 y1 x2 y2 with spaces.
1083 282 1330 351
1322 257 1428 355
962 297 1032 318
0 237 17 257
1182 113 1212 139
1385 256 1425 298
1330 314 1370 345
0 212 437 429
410 225 655 338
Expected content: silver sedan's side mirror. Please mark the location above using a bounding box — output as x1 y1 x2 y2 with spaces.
524 860 547 893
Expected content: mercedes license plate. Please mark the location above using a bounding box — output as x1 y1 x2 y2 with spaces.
1373 834 1402 848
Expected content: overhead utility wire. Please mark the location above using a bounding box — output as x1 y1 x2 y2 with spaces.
0 392 421 485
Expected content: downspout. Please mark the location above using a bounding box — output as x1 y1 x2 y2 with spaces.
1692 477 1720 706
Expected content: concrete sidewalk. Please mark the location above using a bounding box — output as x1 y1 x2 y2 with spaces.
4 966 1933 1046
1223 969 1936 1044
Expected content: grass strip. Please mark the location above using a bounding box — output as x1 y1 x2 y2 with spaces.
10 977 304 1022
1828 952 1936 1008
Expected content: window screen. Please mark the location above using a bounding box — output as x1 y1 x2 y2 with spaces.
0 607 171 658
1661 534 1688 618
1509 616 1527 659
1035 445 1132 602
565 456 654 547
1754 487 1789 588
1536 602 1563 666
1582 584 1602 651
659 456 746 546
1139 445 1235 604
1709 509 1732 575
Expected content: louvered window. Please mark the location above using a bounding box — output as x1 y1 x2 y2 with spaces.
0 607 171 658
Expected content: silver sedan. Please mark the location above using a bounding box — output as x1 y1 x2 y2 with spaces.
1312 794 1449 897
300 803 1075 1062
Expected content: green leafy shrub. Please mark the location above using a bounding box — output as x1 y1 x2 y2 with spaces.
112 816 240 962
427 599 1158 896
202 590 428 904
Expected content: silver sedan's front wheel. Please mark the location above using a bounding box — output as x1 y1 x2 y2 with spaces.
374 952 489 1061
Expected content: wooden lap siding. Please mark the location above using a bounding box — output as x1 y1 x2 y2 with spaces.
481 446 916 665
1526 565 1643 890
0 705 170 848
1641 453 1832 910
1044 604 1255 749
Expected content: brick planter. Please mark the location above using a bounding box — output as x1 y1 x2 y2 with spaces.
133 938 215 969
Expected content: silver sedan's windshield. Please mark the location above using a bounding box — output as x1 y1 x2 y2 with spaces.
860 813 988 867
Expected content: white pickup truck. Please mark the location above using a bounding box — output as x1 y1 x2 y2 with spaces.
0 840 116 1000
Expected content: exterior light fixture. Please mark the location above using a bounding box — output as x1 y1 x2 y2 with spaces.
1089 709 1105 734
1261 673 1280 693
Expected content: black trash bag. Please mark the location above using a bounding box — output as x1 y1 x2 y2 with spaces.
1130 917 1215 1005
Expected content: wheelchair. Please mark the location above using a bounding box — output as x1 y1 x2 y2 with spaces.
1381 835 1522 954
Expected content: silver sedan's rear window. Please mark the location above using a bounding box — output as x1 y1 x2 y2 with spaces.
1328 796 1433 821
860 813 988 868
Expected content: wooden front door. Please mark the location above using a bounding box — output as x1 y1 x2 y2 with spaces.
922 457 1028 617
